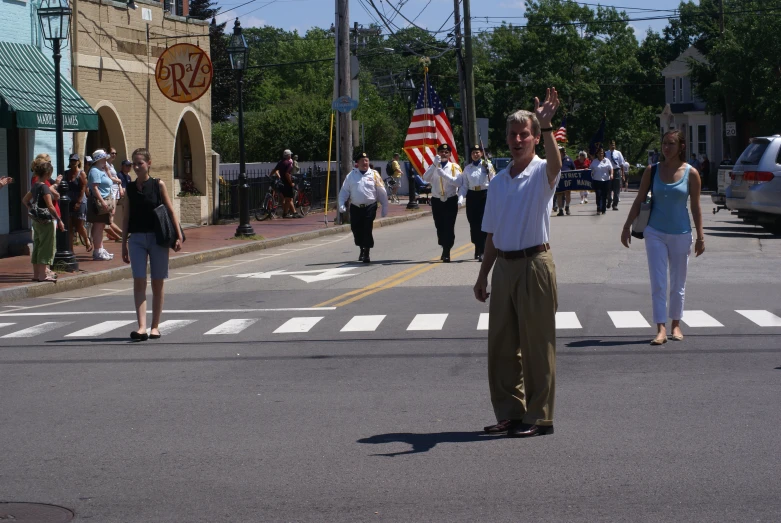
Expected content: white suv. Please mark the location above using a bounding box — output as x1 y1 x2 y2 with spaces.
725 135 781 234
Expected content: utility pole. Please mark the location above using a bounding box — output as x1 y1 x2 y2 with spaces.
452 0 470 155
462 0 478 146
336 0 352 223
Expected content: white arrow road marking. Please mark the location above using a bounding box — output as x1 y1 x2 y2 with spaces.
225 267 359 282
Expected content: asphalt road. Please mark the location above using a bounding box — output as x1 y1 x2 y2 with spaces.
1 196 780 522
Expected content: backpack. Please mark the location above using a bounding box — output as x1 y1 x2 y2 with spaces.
28 183 53 223
386 160 395 177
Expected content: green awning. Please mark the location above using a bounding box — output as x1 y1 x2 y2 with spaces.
0 41 98 131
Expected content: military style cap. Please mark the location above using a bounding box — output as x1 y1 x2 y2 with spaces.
437 143 451 152
355 152 369 161
470 144 483 153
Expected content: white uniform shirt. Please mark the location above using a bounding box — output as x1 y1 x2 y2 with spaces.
590 157 613 181
606 149 625 175
338 169 389 215
481 156 560 252
460 161 495 196
423 161 463 201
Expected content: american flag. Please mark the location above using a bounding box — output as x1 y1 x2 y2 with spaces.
554 117 567 143
403 75 458 174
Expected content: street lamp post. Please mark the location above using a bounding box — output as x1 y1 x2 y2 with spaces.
38 0 77 271
228 18 255 237
400 70 418 210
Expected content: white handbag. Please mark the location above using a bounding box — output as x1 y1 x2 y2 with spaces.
631 163 657 239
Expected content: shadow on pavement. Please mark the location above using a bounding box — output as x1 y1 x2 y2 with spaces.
357 431 500 456
566 339 653 348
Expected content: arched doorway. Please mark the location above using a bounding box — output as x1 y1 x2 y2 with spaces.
84 103 127 163
173 109 206 195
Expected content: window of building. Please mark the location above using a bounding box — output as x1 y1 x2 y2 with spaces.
698 124 707 156
679 78 684 102
672 78 677 102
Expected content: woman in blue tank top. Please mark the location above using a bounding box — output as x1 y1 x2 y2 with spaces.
620 130 705 345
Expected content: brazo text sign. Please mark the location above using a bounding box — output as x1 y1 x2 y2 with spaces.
155 43 213 103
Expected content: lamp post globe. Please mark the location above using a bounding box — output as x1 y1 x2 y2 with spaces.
39 0 78 271
399 70 419 210
228 18 255 237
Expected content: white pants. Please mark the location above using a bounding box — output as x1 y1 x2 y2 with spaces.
644 225 692 324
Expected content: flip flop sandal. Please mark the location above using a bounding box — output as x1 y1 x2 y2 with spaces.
130 331 149 341
484 419 513 434
650 337 667 345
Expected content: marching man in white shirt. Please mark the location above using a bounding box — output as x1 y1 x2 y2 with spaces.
423 143 464 262
461 144 495 261
339 152 389 264
474 88 562 438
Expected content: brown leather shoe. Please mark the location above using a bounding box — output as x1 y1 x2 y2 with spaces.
507 423 554 438
483 419 515 434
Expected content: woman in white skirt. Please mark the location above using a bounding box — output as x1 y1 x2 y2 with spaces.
620 130 705 345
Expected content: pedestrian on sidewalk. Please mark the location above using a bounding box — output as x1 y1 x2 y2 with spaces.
554 146 575 216
87 149 116 261
621 129 704 345
23 159 63 282
121 147 183 341
590 148 613 215
338 152 388 263
114 159 132 238
461 144 495 261
423 143 464 262
474 88 562 438
574 150 590 204
272 149 301 218
606 141 625 210
104 148 124 242
64 153 92 252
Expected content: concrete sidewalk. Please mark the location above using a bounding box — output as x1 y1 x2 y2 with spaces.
0 202 431 303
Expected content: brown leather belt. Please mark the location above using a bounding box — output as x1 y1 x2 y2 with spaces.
496 243 550 259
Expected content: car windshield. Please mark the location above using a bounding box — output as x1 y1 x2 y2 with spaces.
737 140 770 165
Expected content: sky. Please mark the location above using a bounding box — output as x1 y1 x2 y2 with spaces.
214 0 696 39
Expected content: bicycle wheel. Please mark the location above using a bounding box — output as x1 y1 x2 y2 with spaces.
299 191 312 215
255 194 274 221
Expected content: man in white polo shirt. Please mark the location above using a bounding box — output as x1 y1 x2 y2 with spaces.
474 88 562 438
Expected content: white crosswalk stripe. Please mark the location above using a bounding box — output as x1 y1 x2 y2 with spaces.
154 319 198 335
736 310 781 327
274 317 324 333
341 315 386 332
477 313 489 331
681 310 723 328
204 319 258 335
608 311 651 329
556 312 582 329
407 314 448 331
66 320 136 337
0 323 16 330
2 322 71 338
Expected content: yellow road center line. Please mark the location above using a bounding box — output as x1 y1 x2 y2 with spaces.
317 243 473 308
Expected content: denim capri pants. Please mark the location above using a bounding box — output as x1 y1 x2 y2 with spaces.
129 232 170 279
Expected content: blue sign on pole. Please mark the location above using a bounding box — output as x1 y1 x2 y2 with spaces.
332 95 359 113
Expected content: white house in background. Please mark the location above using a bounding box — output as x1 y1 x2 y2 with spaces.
658 46 723 169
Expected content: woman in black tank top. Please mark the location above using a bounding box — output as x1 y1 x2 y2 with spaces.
65 155 92 252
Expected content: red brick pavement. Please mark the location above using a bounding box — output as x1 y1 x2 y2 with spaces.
0 203 426 291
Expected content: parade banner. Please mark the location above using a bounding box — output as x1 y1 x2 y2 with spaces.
556 169 593 193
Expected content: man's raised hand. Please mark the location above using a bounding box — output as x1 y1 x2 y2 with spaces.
534 87 560 128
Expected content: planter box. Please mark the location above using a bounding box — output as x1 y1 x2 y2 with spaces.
177 195 208 226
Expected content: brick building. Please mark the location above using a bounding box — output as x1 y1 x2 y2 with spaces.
71 0 214 227
0 0 214 257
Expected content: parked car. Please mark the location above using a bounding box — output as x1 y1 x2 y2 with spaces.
725 135 781 234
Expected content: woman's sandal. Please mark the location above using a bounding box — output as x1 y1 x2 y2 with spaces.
671 334 684 341
484 419 513 434
149 331 161 340
31 277 57 283
650 337 667 345
130 331 149 341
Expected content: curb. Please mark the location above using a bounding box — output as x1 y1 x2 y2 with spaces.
0 209 433 305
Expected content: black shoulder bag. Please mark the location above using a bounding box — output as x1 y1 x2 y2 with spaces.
28 183 53 223
152 178 186 249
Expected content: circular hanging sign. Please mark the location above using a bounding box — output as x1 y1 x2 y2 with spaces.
155 43 213 103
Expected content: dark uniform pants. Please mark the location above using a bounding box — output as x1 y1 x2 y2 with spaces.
466 190 488 254
488 251 558 426
607 177 621 208
349 203 377 248
431 195 458 249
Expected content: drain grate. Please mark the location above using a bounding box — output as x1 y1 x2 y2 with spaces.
0 503 74 522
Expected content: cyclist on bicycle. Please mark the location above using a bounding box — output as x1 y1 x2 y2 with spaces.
386 153 403 203
271 149 302 219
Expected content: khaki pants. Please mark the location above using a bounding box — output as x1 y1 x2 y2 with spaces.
488 251 558 426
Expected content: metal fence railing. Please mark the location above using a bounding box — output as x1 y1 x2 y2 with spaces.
218 166 339 220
